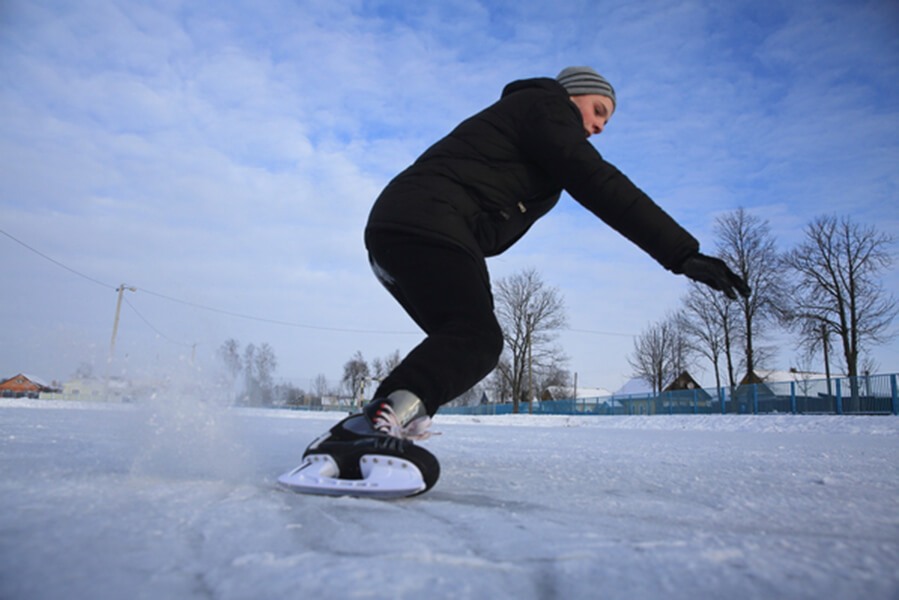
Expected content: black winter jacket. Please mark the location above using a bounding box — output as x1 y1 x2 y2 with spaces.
366 77 699 273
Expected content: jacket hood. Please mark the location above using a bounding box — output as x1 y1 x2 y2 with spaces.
501 77 567 98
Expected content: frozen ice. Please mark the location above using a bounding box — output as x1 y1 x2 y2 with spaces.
1 399 897 599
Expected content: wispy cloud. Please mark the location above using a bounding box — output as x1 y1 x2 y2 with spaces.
1 0 897 389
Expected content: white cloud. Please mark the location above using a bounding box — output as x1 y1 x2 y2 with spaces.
1 0 897 389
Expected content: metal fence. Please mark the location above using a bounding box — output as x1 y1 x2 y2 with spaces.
440 373 899 416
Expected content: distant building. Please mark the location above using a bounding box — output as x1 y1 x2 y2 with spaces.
612 371 712 414
0 373 61 398
539 385 618 414
739 369 827 387
542 385 614 401
60 377 131 402
733 368 831 413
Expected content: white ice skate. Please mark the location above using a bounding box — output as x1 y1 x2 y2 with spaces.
278 391 440 499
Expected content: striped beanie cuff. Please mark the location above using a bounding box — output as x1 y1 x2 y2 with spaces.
556 66 616 107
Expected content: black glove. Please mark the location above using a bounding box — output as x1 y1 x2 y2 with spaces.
679 253 752 300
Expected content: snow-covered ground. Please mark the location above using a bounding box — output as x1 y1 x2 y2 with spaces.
1 398 897 600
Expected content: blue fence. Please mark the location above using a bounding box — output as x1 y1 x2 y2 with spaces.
441 373 899 416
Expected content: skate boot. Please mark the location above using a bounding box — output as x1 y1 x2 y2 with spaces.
277 390 440 499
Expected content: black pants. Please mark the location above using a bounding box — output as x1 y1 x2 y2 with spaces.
366 231 504 415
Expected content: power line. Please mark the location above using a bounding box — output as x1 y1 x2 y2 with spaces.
1 227 417 335
3 228 637 338
565 327 635 338
123 296 193 348
136 287 418 335
1 229 115 290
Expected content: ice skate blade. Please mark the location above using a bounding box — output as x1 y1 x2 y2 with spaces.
278 454 427 499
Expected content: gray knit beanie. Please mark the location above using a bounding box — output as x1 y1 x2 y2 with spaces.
556 66 616 107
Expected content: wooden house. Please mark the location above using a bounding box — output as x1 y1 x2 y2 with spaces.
612 371 713 414
0 373 61 398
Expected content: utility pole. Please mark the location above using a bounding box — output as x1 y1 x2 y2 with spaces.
105 284 134 401
822 323 832 399
527 312 533 415
357 376 382 412
109 284 136 362
573 371 578 404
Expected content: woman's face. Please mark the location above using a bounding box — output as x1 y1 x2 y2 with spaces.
569 94 615 138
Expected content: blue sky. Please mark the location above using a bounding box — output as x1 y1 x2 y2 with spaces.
2 0 897 392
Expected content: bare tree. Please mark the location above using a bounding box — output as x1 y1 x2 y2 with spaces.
215 341 279 406
341 351 370 404
667 314 693 379
311 374 330 407
274 382 304 407
489 357 513 404
254 343 278 406
242 344 258 404
714 208 782 381
494 268 568 413
218 338 243 384
370 350 402 382
536 360 572 398
445 384 485 408
678 282 742 392
781 215 897 407
237 342 279 406
628 314 691 395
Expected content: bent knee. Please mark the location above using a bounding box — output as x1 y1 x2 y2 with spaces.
484 320 504 359
468 318 504 369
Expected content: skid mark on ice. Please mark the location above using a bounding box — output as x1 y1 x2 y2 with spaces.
425 490 543 511
398 547 521 572
231 551 318 568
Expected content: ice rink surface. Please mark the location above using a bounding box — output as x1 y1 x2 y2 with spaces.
1 399 897 599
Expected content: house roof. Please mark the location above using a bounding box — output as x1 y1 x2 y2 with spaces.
544 385 613 399
612 371 704 397
23 373 51 388
0 373 54 390
612 377 654 397
744 369 828 385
